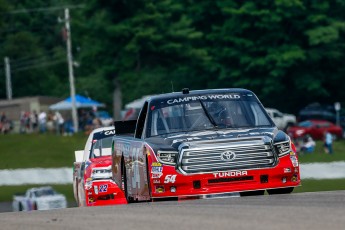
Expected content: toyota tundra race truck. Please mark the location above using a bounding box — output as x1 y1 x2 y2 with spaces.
111 88 300 202
73 126 127 206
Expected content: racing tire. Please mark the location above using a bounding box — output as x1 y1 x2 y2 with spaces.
33 202 38 210
145 155 152 201
240 190 265 196
122 161 133 203
19 203 23 212
267 187 294 195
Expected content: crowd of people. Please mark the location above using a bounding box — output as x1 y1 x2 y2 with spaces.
0 109 107 136
294 131 334 155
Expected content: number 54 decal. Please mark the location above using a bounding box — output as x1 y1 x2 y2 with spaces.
164 175 177 183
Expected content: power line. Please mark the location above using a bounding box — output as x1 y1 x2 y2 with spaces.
0 4 84 15
11 59 66 73
11 54 65 68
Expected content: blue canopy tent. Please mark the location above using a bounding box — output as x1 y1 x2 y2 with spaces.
49 94 105 110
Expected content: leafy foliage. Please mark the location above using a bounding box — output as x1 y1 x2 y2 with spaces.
0 0 344 114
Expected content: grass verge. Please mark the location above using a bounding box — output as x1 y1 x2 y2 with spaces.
0 133 85 169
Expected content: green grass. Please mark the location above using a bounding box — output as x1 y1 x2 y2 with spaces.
297 140 345 163
0 133 86 169
293 179 345 193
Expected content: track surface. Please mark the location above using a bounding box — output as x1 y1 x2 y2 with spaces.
0 190 344 230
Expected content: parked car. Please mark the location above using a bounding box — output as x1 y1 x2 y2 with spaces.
12 186 67 211
111 88 300 202
287 120 343 141
265 108 296 130
73 126 127 206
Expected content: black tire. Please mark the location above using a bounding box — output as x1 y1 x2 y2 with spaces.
19 203 23 211
240 190 265 196
33 202 38 210
267 187 294 195
145 156 152 201
122 161 131 203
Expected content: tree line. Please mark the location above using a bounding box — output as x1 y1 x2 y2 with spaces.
0 0 345 116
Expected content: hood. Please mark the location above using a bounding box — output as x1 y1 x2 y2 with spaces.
146 127 286 152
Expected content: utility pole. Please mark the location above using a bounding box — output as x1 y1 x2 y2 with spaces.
4 57 12 100
65 8 78 133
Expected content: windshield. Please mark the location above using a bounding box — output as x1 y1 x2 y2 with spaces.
147 94 273 137
34 188 56 197
90 136 113 158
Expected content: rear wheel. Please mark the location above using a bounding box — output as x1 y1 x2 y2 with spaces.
240 190 265 196
33 202 38 210
267 187 294 195
122 161 132 203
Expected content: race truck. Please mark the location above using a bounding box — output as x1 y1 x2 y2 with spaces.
12 186 67 211
73 126 127 206
111 88 300 202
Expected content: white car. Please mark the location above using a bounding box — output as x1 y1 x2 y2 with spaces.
266 108 296 130
12 186 67 211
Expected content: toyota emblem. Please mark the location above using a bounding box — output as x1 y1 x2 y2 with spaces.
220 151 236 161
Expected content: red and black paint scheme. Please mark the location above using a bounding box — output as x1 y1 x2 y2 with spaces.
111 88 301 202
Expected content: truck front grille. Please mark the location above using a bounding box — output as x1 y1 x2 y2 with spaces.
178 137 277 174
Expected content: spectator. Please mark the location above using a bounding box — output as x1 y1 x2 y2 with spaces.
46 111 55 133
19 111 26 133
301 135 316 154
38 111 47 133
31 110 38 133
53 111 65 135
0 112 11 134
323 131 333 154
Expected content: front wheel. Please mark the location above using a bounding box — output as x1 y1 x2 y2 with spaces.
267 187 294 195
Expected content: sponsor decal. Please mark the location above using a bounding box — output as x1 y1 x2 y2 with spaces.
152 173 163 178
151 166 163 173
155 185 165 193
290 155 299 167
167 94 240 105
164 175 177 183
153 179 160 184
104 130 116 135
88 197 95 203
284 168 291 173
291 175 298 182
213 170 248 178
88 192 93 195
86 177 92 182
151 162 162 167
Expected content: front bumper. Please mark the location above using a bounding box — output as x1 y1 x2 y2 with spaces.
85 179 127 206
150 154 300 198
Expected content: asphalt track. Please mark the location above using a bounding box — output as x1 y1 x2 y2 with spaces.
0 190 344 230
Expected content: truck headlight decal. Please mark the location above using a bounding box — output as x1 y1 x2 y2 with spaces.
275 140 291 157
157 151 177 165
91 166 112 180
